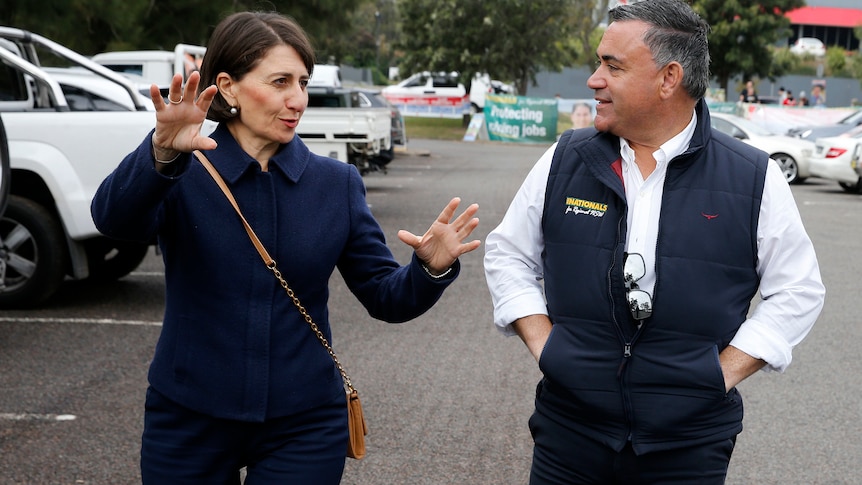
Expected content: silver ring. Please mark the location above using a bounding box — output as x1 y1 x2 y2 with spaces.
168 96 183 105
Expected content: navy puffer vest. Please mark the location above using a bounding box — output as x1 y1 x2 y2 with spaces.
539 100 768 454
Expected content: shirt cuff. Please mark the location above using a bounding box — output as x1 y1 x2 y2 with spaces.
493 290 548 337
729 320 793 373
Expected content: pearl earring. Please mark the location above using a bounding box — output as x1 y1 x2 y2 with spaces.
230 106 238 115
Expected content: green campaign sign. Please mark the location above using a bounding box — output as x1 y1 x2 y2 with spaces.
484 95 558 143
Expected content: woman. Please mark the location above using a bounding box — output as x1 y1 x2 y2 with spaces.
570 102 594 129
91 11 480 484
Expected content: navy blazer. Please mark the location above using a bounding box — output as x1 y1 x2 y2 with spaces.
91 124 459 421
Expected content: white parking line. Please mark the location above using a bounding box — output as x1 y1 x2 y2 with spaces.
0 413 77 422
0 317 162 326
129 271 165 277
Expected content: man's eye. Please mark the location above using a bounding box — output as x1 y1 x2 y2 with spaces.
300 79 309 88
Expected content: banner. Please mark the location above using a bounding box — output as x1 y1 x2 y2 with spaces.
707 101 855 135
485 95 558 143
381 94 469 119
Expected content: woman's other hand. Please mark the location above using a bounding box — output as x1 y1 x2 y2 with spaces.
397 197 480 275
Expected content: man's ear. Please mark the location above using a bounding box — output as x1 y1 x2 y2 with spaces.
660 62 684 99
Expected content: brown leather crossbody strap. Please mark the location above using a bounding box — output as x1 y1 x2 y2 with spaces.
195 150 274 266
194 150 356 392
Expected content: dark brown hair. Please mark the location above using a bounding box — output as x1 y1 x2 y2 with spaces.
198 11 315 122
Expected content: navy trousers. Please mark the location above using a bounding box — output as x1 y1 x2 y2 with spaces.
528 382 736 485
141 387 348 485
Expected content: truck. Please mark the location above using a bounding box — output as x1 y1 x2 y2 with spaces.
93 48 392 172
304 86 392 174
0 26 157 307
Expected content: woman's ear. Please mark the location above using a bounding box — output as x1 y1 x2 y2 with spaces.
216 72 236 105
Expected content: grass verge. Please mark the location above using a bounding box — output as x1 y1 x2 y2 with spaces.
404 115 575 141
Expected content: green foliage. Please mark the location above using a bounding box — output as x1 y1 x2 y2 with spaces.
692 0 804 93
769 46 801 76
0 0 374 62
851 54 862 89
395 0 588 94
825 46 847 76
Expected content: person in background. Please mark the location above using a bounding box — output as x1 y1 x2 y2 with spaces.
778 86 787 103
570 102 595 129
484 0 825 483
810 84 826 107
798 90 809 106
783 90 796 106
91 10 481 485
739 79 758 103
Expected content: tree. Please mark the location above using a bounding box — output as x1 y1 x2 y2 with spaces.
396 0 592 95
0 0 372 61
567 0 612 66
853 26 862 89
692 0 804 97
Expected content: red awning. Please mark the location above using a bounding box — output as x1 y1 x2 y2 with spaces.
786 7 862 28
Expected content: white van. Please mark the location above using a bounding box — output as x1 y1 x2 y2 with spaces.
92 44 207 86
309 64 342 88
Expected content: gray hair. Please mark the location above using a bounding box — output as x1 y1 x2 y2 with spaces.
609 0 710 100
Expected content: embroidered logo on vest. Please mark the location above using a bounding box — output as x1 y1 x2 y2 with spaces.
564 197 608 218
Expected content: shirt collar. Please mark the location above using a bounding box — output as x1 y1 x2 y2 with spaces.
201 123 311 184
620 110 698 171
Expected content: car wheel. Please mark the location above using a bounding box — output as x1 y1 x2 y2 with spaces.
85 238 150 282
839 178 862 194
772 153 799 184
0 196 68 307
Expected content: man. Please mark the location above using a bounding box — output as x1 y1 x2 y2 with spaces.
483 0 825 483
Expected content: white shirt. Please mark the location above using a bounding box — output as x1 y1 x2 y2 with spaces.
484 114 825 372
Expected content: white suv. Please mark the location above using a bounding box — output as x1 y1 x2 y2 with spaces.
381 71 465 98
789 37 825 57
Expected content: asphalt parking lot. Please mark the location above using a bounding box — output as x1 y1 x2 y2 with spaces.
1 138 860 484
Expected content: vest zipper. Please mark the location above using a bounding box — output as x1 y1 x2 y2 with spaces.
617 343 632 376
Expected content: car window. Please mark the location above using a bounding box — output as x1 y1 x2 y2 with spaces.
432 76 459 88
839 110 862 126
356 92 372 108
308 94 344 108
101 64 144 77
60 84 128 111
373 93 394 109
711 117 746 139
403 75 427 88
0 63 28 102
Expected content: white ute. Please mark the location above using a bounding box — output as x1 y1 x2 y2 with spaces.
0 26 157 306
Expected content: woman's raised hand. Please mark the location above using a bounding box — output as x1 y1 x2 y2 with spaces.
397 197 481 274
150 71 218 158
